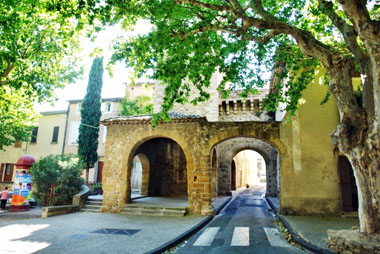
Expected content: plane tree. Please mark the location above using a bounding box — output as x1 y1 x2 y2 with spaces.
101 0 380 234
0 0 96 149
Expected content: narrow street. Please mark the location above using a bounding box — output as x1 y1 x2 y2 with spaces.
175 184 306 254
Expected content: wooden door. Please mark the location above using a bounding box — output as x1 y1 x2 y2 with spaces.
3 164 14 182
231 161 236 191
338 156 358 212
97 162 104 183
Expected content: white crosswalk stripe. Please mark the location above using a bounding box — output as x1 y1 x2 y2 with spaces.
231 227 250 246
263 227 289 247
192 226 290 248
193 227 220 246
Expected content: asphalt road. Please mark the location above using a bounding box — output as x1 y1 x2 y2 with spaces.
175 185 306 254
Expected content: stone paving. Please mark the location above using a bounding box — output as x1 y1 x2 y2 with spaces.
284 215 359 249
0 196 230 254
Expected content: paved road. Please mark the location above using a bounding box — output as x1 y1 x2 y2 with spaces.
175 185 306 254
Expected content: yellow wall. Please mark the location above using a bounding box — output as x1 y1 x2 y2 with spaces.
0 111 67 182
280 69 342 215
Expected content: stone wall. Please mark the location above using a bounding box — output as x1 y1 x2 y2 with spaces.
153 73 221 122
215 137 278 196
218 89 273 122
101 116 282 214
153 78 273 122
328 229 380 254
136 138 187 197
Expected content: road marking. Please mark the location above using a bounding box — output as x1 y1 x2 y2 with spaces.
263 227 289 247
193 227 220 246
231 227 250 246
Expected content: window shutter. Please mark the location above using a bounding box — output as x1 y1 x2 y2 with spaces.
31 127 38 143
52 126 59 143
0 164 4 182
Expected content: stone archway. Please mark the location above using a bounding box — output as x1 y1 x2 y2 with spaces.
130 153 150 196
101 117 283 214
132 138 188 198
213 137 279 197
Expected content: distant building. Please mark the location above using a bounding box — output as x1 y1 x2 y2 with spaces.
63 97 123 183
0 110 67 189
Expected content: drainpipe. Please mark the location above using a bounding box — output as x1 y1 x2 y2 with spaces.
61 104 70 155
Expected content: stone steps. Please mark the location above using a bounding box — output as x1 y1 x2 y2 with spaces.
121 204 187 217
80 200 103 213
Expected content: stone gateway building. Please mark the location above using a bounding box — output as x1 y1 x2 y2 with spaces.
101 71 359 217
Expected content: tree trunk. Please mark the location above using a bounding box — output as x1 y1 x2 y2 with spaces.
85 165 90 184
328 60 380 234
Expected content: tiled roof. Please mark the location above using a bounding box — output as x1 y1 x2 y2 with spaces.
102 112 205 125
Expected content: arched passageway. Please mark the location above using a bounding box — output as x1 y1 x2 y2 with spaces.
131 153 150 196
213 137 279 197
232 150 266 190
130 138 188 199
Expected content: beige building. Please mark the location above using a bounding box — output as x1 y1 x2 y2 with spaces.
63 97 123 183
0 110 67 189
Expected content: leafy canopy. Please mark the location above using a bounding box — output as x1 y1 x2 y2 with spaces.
0 0 94 149
121 94 153 116
103 0 378 121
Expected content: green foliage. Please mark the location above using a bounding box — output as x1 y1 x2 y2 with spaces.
0 87 39 148
30 154 84 206
78 57 104 173
102 0 379 124
121 95 153 116
0 0 91 149
106 0 320 121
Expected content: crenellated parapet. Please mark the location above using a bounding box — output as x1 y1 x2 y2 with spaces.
218 89 273 122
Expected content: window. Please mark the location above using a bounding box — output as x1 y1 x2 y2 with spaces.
68 121 80 144
5 164 11 175
52 126 59 143
102 126 107 143
31 127 38 143
102 102 112 113
76 103 82 114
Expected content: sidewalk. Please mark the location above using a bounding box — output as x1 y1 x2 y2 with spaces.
266 197 359 253
0 196 231 254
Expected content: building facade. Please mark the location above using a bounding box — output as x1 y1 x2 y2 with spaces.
101 70 358 217
0 110 67 189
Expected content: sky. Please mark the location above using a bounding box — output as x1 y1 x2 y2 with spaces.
35 21 151 112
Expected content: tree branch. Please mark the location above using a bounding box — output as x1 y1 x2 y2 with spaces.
175 0 233 13
337 0 380 41
318 0 367 63
250 0 276 21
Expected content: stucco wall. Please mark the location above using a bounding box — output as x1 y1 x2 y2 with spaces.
279 69 341 215
0 111 67 183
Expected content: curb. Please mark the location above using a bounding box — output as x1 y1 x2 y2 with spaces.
131 195 148 201
145 196 232 254
265 197 336 254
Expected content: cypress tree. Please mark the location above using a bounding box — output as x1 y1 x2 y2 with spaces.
78 57 104 183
